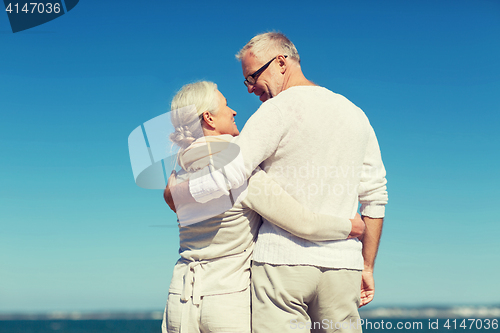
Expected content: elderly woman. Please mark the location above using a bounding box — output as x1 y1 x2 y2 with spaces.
162 81 363 333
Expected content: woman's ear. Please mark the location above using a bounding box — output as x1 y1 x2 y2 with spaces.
202 111 216 129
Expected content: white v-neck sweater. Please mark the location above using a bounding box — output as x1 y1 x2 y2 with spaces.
190 86 388 269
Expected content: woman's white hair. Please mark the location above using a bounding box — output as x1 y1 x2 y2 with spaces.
169 81 219 149
235 32 300 64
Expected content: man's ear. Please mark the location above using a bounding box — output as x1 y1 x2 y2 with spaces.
202 111 216 129
277 55 287 74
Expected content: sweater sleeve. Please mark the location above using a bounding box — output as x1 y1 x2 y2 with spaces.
242 169 352 241
358 126 388 218
189 102 286 203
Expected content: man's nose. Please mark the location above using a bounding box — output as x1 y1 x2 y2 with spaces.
246 84 254 94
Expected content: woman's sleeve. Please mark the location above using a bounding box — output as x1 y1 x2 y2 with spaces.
242 169 351 241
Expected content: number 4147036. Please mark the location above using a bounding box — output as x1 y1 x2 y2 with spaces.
5 3 61 14
444 319 498 330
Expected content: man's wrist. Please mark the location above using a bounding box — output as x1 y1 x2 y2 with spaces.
363 265 374 273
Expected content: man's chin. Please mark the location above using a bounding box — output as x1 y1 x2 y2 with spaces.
259 93 269 102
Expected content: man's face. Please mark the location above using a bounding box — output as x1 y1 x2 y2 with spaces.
241 51 282 103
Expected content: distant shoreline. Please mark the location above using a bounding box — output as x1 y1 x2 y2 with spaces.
1 305 499 321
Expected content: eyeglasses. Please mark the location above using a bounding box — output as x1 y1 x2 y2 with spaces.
244 55 287 87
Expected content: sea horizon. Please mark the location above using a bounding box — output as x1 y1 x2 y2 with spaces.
1 304 499 321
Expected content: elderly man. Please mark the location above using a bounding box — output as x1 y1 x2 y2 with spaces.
166 32 387 332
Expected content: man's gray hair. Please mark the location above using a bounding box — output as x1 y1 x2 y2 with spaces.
235 32 300 64
169 81 219 149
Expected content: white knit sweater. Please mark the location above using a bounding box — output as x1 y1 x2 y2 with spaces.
190 86 388 269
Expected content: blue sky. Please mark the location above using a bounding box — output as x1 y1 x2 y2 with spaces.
1 0 499 313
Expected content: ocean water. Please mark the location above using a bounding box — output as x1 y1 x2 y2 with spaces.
0 320 162 333
0 318 497 332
